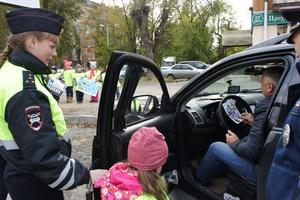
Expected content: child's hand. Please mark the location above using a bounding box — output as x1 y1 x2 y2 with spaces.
90 169 108 184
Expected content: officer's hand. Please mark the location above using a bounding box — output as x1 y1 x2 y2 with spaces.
241 112 254 125
226 130 239 144
90 169 108 184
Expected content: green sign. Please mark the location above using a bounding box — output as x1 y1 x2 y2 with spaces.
252 12 289 26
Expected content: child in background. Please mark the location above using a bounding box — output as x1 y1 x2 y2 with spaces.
73 64 85 103
86 61 101 103
94 127 169 200
62 59 74 103
48 65 62 102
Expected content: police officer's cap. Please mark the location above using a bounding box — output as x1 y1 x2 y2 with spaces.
6 8 64 36
280 6 300 44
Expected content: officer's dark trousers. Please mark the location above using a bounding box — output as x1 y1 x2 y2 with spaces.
4 164 64 200
0 167 7 200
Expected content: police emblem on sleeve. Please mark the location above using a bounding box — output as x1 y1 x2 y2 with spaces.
283 124 290 147
25 106 43 131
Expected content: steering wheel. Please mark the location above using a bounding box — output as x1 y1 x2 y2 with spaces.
217 95 253 139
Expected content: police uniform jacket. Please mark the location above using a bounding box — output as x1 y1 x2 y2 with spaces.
230 96 271 163
266 97 300 199
0 50 90 190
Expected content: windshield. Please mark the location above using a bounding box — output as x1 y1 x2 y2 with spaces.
198 68 260 95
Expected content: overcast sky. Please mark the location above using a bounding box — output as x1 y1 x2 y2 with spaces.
91 0 252 30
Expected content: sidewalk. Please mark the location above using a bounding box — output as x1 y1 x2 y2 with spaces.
59 94 99 126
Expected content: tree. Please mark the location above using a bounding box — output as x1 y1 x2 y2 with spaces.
41 0 83 64
130 0 178 61
0 5 11 51
84 3 134 67
157 0 236 64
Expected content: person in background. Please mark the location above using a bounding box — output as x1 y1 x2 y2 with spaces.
73 63 85 103
196 67 283 186
0 8 102 200
94 127 169 200
62 59 74 103
86 61 101 103
48 65 62 102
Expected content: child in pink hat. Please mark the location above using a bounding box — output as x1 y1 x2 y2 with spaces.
94 127 169 200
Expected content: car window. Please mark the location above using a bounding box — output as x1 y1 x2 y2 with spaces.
116 64 164 126
173 65 182 70
182 65 193 70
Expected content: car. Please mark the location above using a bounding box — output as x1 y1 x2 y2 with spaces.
161 63 204 80
178 60 209 70
92 33 298 200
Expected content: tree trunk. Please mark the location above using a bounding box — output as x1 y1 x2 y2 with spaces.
131 6 154 61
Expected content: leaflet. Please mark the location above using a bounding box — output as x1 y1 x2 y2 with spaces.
222 99 243 124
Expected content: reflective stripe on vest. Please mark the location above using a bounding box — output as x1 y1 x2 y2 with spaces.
0 61 68 149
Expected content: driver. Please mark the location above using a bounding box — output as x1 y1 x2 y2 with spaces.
195 66 284 186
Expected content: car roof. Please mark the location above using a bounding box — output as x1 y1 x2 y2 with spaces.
247 33 290 50
211 43 294 69
172 63 194 67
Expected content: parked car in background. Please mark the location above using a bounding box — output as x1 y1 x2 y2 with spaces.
178 60 209 70
161 63 204 80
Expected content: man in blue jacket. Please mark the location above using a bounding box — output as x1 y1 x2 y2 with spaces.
196 67 283 186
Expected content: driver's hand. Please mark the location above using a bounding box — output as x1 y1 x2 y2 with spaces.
241 112 254 125
226 130 239 144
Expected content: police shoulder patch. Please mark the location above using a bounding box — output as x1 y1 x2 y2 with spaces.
24 105 43 131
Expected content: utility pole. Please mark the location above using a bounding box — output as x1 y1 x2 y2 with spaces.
264 0 268 40
100 22 109 48
106 21 109 48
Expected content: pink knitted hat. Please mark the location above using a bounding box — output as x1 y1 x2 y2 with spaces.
64 59 72 69
128 127 168 171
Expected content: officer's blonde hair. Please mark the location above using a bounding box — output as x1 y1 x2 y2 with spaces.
0 31 58 67
138 169 168 200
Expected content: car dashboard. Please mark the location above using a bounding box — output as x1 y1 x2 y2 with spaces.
184 93 264 128
182 92 264 160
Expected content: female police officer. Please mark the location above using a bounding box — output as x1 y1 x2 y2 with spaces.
0 8 92 200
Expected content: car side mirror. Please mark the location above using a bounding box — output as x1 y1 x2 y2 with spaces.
129 95 159 116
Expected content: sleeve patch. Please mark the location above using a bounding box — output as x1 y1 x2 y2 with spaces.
25 105 44 131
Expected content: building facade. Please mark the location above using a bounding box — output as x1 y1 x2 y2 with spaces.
252 0 300 44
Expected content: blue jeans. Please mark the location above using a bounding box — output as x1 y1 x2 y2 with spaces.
196 142 256 186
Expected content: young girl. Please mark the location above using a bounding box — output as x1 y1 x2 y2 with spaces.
86 61 101 103
62 59 74 103
94 127 169 200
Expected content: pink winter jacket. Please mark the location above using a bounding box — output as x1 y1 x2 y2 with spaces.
94 162 143 200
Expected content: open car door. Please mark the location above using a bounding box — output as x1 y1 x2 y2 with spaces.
92 50 174 172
